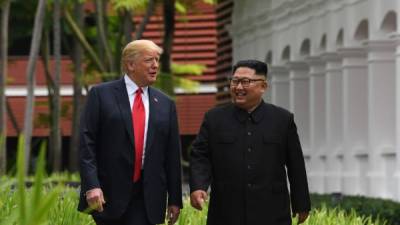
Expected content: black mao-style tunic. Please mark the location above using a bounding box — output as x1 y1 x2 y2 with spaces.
190 102 311 225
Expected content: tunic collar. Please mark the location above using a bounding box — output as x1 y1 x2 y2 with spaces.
233 101 266 124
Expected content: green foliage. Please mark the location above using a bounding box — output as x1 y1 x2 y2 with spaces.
165 200 387 225
48 188 94 225
311 193 400 225
0 136 62 225
154 72 175 96
202 0 217 4
0 177 394 225
172 63 206 76
0 136 89 225
110 0 147 11
173 76 199 93
296 205 387 225
153 63 205 96
175 1 187 14
8 1 37 44
34 101 72 128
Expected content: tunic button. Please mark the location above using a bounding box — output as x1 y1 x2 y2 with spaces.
247 165 251 169
248 183 252 188
247 148 252 152
247 131 252 136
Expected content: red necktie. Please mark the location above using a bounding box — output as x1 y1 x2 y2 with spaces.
132 88 145 182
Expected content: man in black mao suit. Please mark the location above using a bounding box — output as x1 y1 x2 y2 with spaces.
190 60 311 225
78 40 182 225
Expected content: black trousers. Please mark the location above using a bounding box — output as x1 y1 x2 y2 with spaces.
93 179 153 225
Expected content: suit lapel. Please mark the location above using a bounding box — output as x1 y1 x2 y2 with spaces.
113 78 135 149
145 87 158 156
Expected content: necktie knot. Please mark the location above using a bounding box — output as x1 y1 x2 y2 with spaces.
136 88 143 95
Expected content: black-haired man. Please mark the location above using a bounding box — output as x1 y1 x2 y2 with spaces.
190 59 311 225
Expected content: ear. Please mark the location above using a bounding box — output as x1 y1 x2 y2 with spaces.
126 61 135 73
260 80 268 93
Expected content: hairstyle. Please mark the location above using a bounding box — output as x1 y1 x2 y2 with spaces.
232 59 268 78
121 40 163 73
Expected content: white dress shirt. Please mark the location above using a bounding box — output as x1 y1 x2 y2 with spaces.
124 75 149 167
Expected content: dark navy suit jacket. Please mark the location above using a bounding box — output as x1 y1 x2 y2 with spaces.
78 78 182 224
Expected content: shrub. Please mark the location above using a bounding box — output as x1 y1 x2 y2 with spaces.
311 193 400 225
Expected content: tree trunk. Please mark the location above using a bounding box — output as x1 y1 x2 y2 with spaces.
160 0 175 95
6 100 19 134
94 0 115 74
50 0 62 171
40 28 55 92
40 26 58 169
135 0 155 40
0 0 10 175
115 8 134 75
69 0 84 172
23 0 47 174
64 8 105 73
123 9 134 43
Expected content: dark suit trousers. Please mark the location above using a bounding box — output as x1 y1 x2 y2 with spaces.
93 179 153 225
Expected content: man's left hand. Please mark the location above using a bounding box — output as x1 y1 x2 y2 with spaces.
295 211 309 224
167 205 180 224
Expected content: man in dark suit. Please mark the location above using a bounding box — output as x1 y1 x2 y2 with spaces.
190 60 311 225
78 40 182 225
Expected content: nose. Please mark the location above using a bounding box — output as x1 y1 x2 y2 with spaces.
236 82 244 89
152 59 159 69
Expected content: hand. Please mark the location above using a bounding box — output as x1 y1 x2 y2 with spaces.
190 190 208 210
295 211 309 224
86 188 106 212
167 205 180 224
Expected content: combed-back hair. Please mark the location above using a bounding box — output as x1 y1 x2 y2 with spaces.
232 59 268 78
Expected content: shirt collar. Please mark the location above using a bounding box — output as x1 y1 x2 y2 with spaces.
124 74 148 96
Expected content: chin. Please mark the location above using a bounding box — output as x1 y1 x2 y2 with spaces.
147 78 157 84
233 100 246 107
233 98 246 104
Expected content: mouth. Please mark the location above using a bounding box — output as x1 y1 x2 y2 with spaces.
234 91 247 99
149 72 157 77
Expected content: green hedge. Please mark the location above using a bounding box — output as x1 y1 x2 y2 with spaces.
311 193 400 225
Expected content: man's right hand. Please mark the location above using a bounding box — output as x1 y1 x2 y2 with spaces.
86 188 106 212
190 190 208 210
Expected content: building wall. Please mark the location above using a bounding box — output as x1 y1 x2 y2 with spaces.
216 0 234 105
231 0 400 201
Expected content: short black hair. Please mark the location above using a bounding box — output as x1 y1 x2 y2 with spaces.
232 59 268 78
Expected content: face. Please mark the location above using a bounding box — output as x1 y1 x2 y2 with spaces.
126 49 160 87
230 67 267 111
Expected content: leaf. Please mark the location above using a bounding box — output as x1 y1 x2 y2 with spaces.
30 187 60 225
110 0 147 11
202 0 216 4
16 135 27 225
172 63 206 76
0 210 18 225
30 142 47 222
175 1 186 14
173 76 199 93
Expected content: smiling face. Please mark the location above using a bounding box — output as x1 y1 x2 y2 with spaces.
126 49 160 87
230 67 267 111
